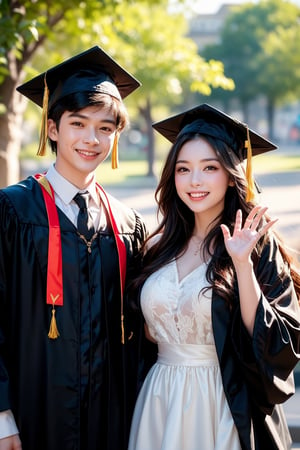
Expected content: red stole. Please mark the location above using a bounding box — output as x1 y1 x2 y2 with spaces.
34 174 127 343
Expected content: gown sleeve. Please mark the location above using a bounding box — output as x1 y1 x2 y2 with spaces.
0 192 14 411
231 234 300 414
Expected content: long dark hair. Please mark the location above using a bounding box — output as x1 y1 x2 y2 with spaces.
132 131 300 306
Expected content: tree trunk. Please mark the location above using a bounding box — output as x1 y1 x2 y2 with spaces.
0 93 27 188
0 52 27 188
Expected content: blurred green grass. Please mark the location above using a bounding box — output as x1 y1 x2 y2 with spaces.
96 160 158 186
253 153 300 173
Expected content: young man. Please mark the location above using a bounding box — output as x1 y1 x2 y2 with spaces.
0 46 154 450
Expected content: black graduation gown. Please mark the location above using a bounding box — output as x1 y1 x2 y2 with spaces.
0 176 151 450
212 235 300 449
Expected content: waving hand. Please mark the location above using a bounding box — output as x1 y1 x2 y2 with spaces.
220 205 277 264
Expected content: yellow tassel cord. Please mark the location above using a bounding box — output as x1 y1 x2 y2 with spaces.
48 304 60 339
245 127 255 203
121 314 125 345
37 74 49 156
111 132 119 169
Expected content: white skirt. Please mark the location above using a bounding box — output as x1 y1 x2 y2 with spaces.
128 343 241 450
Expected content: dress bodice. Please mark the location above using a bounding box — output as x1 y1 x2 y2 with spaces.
141 260 214 345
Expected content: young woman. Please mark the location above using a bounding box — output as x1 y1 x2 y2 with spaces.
128 104 300 450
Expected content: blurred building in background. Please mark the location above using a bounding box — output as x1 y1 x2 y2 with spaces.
189 4 234 50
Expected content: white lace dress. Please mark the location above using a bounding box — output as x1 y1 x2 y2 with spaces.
128 260 241 450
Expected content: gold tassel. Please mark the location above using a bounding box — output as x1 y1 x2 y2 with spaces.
245 127 255 202
121 314 125 345
37 74 49 156
48 305 60 339
111 132 119 169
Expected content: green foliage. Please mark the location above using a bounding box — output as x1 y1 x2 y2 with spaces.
257 23 300 102
1 0 233 96
58 1 234 119
0 0 234 177
0 0 235 138
202 0 300 106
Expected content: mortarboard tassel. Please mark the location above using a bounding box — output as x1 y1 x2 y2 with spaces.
111 131 119 169
37 74 49 156
245 127 255 203
48 304 60 339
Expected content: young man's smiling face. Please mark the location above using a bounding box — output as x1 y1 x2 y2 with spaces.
48 105 117 189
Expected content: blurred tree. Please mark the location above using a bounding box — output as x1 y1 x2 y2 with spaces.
96 2 234 176
0 0 233 186
0 0 165 187
202 0 300 139
257 18 300 138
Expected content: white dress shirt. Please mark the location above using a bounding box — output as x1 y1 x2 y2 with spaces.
45 163 104 230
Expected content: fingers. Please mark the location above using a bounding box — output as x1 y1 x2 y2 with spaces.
244 205 277 239
233 209 242 234
221 205 277 241
220 224 231 240
257 218 278 238
244 205 267 231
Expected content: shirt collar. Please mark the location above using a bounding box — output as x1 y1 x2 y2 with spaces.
45 164 99 205
87 182 99 207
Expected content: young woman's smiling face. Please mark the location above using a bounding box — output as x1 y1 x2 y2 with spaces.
175 137 233 223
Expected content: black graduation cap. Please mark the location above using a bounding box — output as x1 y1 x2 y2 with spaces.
152 103 277 202
152 103 276 157
17 46 141 160
17 45 141 106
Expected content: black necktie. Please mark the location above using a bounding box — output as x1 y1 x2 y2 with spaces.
73 192 95 240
